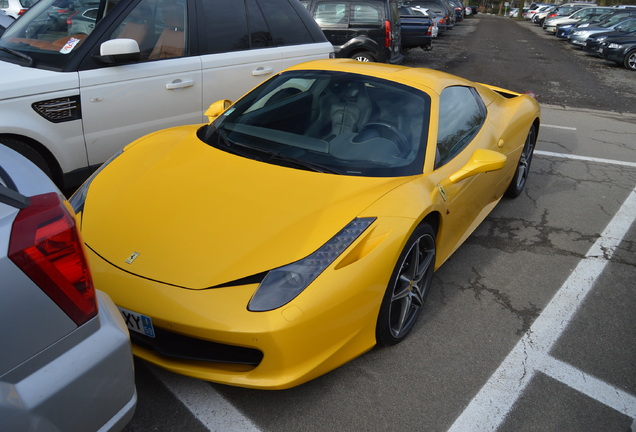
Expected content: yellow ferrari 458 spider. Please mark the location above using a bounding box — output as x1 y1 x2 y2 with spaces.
70 59 540 389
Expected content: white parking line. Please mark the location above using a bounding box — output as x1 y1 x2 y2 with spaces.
448 180 636 431
535 150 636 169
542 124 577 131
150 365 261 432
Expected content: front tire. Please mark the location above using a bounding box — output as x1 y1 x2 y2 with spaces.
376 223 436 346
623 49 636 71
504 124 537 198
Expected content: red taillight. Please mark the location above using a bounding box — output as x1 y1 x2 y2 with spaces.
18 8 28 15
440 17 446 24
427 26 432 36
385 20 392 47
9 193 97 326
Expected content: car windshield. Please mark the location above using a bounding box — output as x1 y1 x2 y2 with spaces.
200 70 431 177
0 0 115 69
617 19 636 32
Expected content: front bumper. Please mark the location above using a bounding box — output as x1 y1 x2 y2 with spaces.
85 218 412 389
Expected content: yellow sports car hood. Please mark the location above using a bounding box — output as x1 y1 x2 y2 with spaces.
81 126 411 289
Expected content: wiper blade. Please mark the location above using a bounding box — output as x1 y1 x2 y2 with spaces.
208 124 261 160
267 152 341 174
0 46 34 66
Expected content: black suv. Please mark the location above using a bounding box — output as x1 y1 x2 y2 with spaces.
300 0 403 63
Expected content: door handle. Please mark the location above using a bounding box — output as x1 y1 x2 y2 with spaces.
252 67 273 77
166 79 194 90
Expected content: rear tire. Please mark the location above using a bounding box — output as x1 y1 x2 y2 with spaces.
1 137 52 178
352 52 375 62
504 124 537 198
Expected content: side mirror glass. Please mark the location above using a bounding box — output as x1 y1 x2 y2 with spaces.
205 100 232 123
449 149 507 183
94 38 140 65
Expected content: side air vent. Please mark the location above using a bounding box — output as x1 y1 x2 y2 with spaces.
32 96 82 123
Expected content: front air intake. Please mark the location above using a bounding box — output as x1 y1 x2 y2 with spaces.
32 96 82 123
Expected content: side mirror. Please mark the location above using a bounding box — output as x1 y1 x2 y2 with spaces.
94 38 140 65
205 100 233 123
449 149 507 183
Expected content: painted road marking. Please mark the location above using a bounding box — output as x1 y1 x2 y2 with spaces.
535 150 636 169
542 124 577 131
150 365 261 432
448 165 636 432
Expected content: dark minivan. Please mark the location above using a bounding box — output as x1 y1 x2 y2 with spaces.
300 0 403 63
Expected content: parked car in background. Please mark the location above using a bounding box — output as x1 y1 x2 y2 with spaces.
465 4 478 15
447 0 464 22
411 5 443 35
66 3 98 35
0 0 36 18
524 3 550 20
574 7 636 29
582 20 636 55
540 3 593 27
0 144 136 431
400 4 436 50
601 32 636 70
569 17 636 47
300 0 403 63
0 9 13 35
532 5 556 25
45 0 95 31
544 6 612 34
0 0 333 192
403 0 454 31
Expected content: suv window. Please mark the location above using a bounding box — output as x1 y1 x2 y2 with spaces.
351 3 382 24
109 0 187 61
258 0 318 45
436 86 486 168
313 2 348 26
199 0 250 53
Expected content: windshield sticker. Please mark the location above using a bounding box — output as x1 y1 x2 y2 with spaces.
59 38 81 54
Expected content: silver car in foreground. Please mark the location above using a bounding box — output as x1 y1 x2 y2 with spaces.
0 145 136 431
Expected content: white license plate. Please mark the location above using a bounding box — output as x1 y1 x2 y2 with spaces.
118 307 155 338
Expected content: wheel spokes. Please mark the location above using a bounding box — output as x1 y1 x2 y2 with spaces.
388 234 435 338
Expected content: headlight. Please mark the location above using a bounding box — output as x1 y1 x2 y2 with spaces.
69 150 123 214
596 36 607 42
248 217 376 312
608 42 622 49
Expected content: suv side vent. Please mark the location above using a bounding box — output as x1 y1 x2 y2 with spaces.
32 96 82 123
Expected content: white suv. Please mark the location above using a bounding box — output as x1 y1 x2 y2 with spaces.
0 0 333 190
0 0 35 18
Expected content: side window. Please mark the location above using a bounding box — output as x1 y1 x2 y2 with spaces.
199 0 249 54
258 0 318 45
246 0 273 48
314 2 348 26
436 86 486 168
109 0 187 61
351 3 382 24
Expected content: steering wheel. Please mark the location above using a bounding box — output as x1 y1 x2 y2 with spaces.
359 122 410 157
